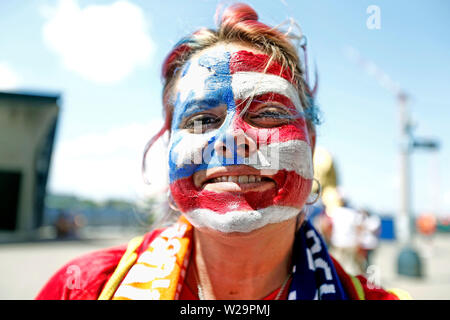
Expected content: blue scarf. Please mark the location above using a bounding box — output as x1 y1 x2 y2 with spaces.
288 220 348 300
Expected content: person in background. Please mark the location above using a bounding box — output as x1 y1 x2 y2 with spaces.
328 194 362 275
356 208 381 272
54 210 79 240
36 3 409 300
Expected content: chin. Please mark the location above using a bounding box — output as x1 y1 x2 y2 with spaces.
182 205 301 234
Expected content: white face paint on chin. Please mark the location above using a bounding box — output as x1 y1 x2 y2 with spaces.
167 44 313 233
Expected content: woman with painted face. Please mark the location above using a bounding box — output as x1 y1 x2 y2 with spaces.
36 3 409 300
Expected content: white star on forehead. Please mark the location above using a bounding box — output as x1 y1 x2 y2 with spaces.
176 57 214 103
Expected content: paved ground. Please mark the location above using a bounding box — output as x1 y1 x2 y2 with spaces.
0 229 133 300
0 229 449 300
370 233 450 299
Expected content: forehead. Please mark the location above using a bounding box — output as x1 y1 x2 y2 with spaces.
174 43 296 103
174 44 240 103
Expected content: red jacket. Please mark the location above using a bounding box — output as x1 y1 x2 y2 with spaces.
35 229 403 300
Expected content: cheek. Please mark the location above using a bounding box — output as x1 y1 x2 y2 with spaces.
231 113 313 178
273 171 312 208
168 130 213 182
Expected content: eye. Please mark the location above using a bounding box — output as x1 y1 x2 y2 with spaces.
246 103 295 128
183 113 222 133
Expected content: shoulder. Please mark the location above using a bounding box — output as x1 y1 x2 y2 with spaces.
35 230 162 300
330 256 411 300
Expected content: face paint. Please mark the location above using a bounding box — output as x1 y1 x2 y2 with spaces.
168 45 313 233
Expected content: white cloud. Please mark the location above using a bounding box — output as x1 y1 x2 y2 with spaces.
0 62 20 90
48 119 169 202
42 0 155 84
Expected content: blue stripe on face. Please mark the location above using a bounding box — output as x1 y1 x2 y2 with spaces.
168 49 247 183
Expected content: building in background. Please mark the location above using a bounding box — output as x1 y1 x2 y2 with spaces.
0 91 60 241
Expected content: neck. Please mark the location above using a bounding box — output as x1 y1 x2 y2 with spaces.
187 217 298 300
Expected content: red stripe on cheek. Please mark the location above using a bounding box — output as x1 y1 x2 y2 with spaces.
272 171 312 207
230 51 295 85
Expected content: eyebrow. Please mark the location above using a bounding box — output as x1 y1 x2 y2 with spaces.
180 98 222 119
242 98 304 121
249 97 298 112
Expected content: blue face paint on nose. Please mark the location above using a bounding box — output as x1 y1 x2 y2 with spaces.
168 48 247 183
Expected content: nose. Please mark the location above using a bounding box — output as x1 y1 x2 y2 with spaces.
214 128 257 160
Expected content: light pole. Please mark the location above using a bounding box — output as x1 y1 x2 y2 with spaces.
346 47 440 277
396 92 440 277
396 92 422 277
397 92 412 246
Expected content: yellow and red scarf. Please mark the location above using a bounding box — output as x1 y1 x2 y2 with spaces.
111 216 193 300
100 216 406 300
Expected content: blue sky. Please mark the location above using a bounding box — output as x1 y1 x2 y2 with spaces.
1 0 449 217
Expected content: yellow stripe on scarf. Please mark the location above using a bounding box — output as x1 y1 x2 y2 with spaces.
98 236 144 300
350 276 365 300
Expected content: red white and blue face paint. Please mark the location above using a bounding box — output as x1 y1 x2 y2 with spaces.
168 44 313 233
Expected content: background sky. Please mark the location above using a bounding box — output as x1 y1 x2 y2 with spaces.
1 0 449 217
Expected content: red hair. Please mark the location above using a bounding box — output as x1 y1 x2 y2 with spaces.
219 2 258 25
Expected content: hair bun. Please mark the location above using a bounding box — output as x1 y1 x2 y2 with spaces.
218 3 259 27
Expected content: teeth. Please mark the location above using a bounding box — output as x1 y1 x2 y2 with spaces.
207 175 265 184
238 176 248 183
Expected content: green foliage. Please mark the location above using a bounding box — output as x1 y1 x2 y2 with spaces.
46 193 137 211
45 193 160 227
